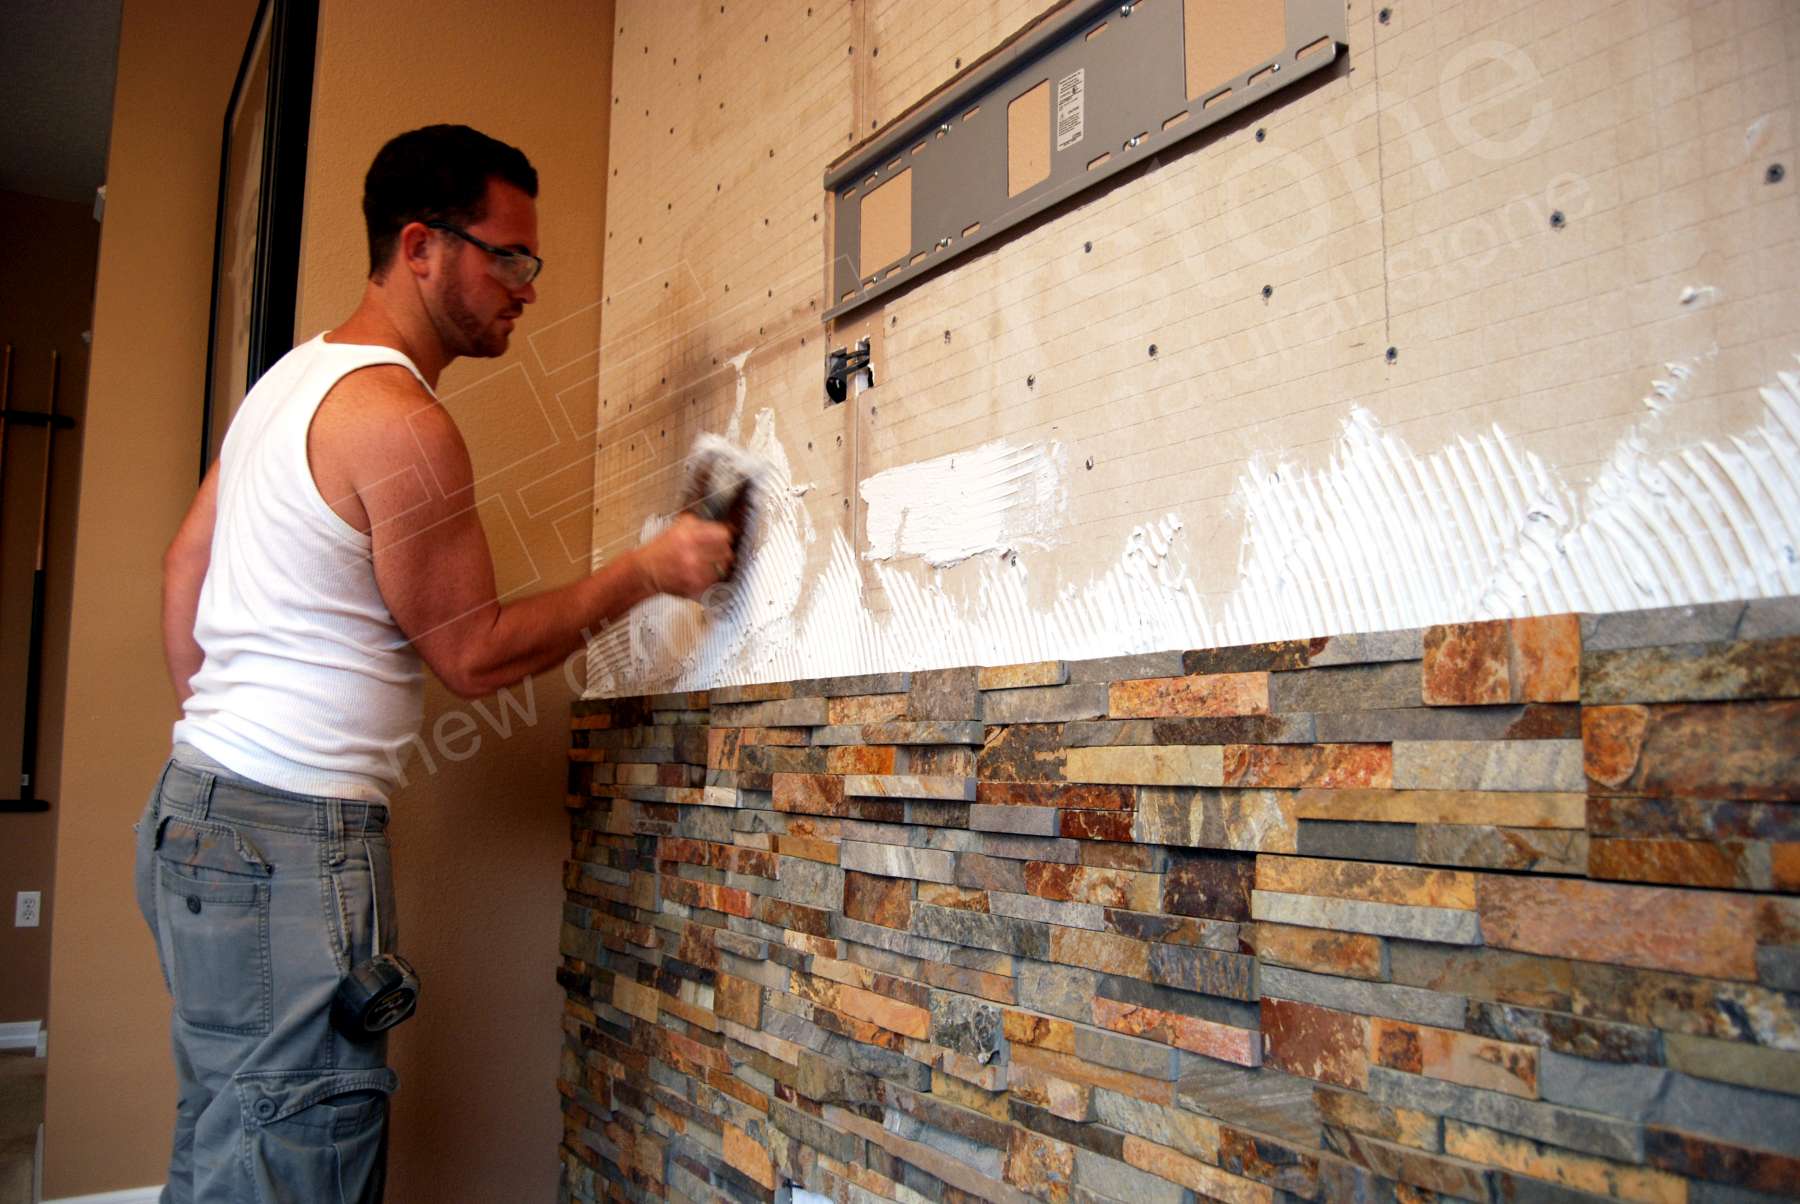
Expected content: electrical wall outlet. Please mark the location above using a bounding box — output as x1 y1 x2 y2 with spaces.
15 891 41 927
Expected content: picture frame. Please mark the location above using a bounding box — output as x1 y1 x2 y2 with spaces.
199 0 318 481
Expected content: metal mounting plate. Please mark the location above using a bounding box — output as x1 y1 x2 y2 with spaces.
825 0 1345 323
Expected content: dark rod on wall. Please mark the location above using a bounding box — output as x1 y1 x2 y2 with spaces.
2 347 75 813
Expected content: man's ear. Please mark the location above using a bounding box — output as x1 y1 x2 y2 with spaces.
398 221 437 279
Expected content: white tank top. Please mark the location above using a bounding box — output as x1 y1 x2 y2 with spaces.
173 335 429 802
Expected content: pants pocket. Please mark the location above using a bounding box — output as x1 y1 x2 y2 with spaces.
156 817 273 1033
235 1068 397 1204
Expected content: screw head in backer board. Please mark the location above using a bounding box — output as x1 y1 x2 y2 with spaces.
1386 346 1399 363
1262 284 1273 299
1255 127 1266 142
1550 209 1566 228
1379 6 1392 22
1769 163 1786 185
1148 344 1158 357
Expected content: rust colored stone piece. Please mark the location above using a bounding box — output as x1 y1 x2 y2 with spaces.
1109 672 1271 719
977 781 1135 809
1478 876 1760 981
1368 1018 1537 1097
1256 854 1476 910
772 772 847 816
1510 614 1581 702
1589 838 1757 889
1004 1128 1075 1202
981 661 1069 690
1222 743 1393 789
1060 809 1135 841
1260 997 1369 1089
1250 923 1386 981
1423 621 1512 706
1585 700 1800 800
1093 996 1263 1066
844 870 912 929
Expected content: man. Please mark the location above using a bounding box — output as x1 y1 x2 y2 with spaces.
136 124 732 1202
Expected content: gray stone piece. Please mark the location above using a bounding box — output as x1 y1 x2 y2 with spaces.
1738 594 1800 640
791 671 913 697
834 915 958 962
839 819 916 846
1146 943 1258 1001
1309 627 1427 666
1251 890 1483 945
1391 739 1585 791
1075 1023 1184 1081
982 682 1112 725
1016 960 1102 1023
911 903 1050 959
1092 1088 1218 1161
1071 1148 1186 1204
1315 705 1574 743
1175 1059 1321 1150
840 841 958 883
883 1107 1005 1180
970 804 1060 836
929 992 1004 1063
1269 661 1423 713
711 697 827 727
989 890 1106 930
1296 820 1420 862
1539 1052 1800 1156
942 943 1016 974
956 852 1029 893
1066 650 1186 683
975 833 1081 864
1758 946 1800 993
771 856 845 910
1367 1067 1643 1162
1260 966 1466 1028
811 724 870 746
1422 828 1586 877
772 1099 864 1164
1580 601 1751 651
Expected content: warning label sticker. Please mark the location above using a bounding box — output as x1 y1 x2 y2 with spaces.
1056 68 1085 152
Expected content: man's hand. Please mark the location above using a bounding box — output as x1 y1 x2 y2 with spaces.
636 513 736 599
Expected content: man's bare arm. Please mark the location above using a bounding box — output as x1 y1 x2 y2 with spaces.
315 369 732 698
162 463 220 704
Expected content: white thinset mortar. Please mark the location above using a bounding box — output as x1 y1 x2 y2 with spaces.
586 358 1800 697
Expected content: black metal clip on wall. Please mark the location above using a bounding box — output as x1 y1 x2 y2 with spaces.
1 345 77 813
824 338 873 405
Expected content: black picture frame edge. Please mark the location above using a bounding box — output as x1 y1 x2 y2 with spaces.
198 0 318 485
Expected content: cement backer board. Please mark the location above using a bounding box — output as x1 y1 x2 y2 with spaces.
589 0 1800 696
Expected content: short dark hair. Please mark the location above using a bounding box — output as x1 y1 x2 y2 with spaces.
362 124 538 278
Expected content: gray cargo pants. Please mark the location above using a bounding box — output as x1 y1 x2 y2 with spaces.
134 754 399 1204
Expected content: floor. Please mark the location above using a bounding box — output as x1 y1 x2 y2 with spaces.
0 1051 43 1204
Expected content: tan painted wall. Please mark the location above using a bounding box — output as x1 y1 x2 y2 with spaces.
0 190 96 1025
43 0 259 1194
293 2 613 1200
588 0 1800 695
46 0 612 1198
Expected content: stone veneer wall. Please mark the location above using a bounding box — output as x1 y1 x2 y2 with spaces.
557 599 1800 1204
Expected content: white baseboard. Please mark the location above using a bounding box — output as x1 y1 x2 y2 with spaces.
0 1020 42 1051
46 1189 162 1204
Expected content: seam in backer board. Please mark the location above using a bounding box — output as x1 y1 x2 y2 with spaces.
588 355 1800 695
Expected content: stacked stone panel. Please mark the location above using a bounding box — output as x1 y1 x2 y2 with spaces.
559 599 1800 1204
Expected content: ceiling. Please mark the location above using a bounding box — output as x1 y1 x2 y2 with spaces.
0 0 124 204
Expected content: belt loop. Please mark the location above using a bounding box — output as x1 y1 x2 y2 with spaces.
325 797 346 866
194 771 217 820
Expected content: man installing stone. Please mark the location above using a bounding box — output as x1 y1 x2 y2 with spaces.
137 124 733 1203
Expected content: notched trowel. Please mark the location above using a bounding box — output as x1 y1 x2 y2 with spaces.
680 433 772 583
